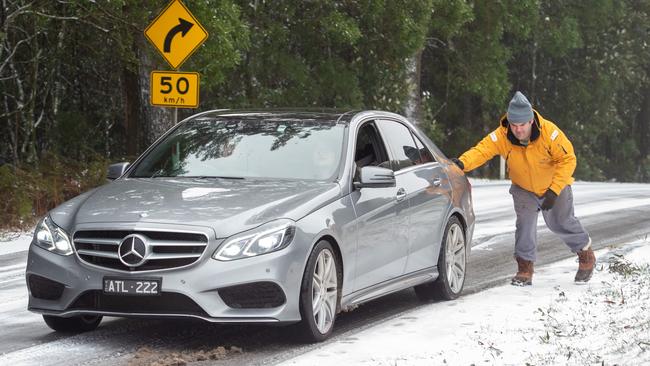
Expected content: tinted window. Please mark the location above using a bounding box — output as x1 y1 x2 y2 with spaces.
413 133 435 164
376 120 419 171
131 117 345 180
354 123 390 169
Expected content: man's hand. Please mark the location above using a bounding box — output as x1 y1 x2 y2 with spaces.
451 158 464 170
540 189 558 210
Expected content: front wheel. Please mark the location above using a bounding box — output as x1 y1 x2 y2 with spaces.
43 314 103 333
415 216 466 301
295 240 341 343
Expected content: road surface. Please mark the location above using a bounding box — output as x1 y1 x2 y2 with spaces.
1 181 649 365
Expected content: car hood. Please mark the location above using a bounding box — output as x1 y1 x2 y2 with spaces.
51 178 341 238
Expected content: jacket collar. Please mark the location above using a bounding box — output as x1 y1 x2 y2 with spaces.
500 110 541 147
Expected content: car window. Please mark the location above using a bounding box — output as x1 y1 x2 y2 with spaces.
130 118 346 181
354 122 391 170
413 133 436 163
376 120 420 171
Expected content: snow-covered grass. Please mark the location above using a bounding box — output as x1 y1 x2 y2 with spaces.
281 240 650 366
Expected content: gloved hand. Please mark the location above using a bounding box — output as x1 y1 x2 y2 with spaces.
451 158 464 170
540 189 558 210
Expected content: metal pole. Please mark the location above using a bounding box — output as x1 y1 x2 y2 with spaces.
173 107 178 125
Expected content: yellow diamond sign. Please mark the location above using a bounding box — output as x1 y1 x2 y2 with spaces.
144 0 208 70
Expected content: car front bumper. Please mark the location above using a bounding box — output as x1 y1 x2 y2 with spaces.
26 223 312 324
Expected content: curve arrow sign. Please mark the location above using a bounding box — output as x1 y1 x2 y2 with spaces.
163 18 194 53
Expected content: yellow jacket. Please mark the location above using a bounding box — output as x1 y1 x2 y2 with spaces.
459 110 576 196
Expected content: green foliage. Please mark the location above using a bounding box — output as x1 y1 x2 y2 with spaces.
512 0 649 182
0 156 109 229
2 0 650 228
208 0 433 111
184 0 251 90
423 0 650 181
0 166 31 225
423 0 529 157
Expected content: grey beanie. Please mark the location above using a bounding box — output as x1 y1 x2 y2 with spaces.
507 91 533 124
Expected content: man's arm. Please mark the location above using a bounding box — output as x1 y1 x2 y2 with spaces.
547 127 577 195
458 129 504 172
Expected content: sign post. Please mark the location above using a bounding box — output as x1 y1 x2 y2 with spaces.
144 0 208 121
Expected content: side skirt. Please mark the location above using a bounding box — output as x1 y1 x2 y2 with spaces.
340 266 438 311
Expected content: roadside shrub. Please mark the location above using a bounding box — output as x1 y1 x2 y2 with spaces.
0 154 110 230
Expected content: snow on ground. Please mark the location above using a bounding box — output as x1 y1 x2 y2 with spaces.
0 232 32 255
281 240 650 366
2 180 650 366
467 180 650 254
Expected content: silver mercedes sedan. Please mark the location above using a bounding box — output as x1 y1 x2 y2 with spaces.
26 110 474 342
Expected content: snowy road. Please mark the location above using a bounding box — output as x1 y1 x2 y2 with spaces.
1 181 649 365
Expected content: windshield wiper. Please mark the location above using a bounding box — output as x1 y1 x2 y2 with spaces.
147 169 170 178
185 176 245 180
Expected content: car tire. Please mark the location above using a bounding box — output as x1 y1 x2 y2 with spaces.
42 314 103 333
415 216 466 301
295 240 341 343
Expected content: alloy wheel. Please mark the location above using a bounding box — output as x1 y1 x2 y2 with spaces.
445 223 466 294
311 248 338 334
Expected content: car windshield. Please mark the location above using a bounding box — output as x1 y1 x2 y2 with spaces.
130 116 346 181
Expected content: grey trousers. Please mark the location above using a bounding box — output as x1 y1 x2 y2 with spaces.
509 184 590 262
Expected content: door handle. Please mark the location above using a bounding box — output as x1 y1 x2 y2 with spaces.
432 178 441 187
395 188 407 202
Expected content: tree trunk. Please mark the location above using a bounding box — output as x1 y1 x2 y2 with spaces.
122 61 141 157
136 36 173 148
635 78 650 181
404 50 423 126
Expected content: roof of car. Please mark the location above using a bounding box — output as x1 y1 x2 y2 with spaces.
189 109 410 126
196 109 357 123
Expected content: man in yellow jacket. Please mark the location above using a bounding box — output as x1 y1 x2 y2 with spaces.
452 91 595 286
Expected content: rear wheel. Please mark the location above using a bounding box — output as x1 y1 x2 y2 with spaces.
43 314 102 333
415 216 466 301
295 240 341 343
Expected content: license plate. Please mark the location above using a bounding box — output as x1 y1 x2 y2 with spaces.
103 277 161 296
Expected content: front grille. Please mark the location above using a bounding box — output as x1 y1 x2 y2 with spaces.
219 282 286 309
28 274 65 300
69 290 209 317
73 230 208 271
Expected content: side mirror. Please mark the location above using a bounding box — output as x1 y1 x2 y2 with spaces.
107 162 130 180
354 166 396 189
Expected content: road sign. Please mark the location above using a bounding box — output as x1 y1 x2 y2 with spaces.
150 71 199 108
144 0 208 70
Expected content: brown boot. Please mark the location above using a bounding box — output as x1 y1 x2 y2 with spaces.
511 257 534 286
575 248 595 283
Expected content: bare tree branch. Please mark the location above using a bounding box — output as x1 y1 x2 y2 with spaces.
4 2 34 26
0 73 18 81
22 10 110 33
0 34 37 74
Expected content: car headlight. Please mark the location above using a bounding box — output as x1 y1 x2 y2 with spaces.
33 216 73 256
213 219 296 261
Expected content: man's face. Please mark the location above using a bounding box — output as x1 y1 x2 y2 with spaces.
510 119 533 141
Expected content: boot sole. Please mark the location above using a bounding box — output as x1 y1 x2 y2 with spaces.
511 280 532 286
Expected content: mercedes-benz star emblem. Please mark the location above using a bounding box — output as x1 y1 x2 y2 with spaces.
118 234 148 267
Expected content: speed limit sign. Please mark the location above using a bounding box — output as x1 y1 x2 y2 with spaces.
150 71 199 108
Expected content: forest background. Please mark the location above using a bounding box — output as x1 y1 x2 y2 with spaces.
1 0 649 228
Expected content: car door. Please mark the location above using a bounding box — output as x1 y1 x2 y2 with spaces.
350 121 410 292
375 119 451 274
